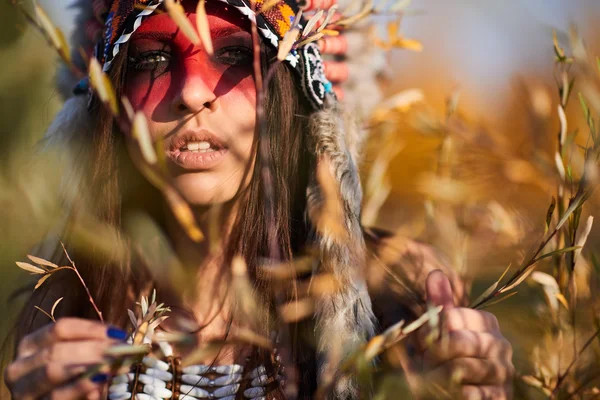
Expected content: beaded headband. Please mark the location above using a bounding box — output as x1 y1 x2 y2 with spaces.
86 0 333 109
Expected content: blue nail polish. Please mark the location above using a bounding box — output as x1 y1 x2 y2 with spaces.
91 373 108 383
106 326 128 341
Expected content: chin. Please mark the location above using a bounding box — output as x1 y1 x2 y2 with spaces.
172 172 243 206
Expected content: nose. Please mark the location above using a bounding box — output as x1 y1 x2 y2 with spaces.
171 70 218 116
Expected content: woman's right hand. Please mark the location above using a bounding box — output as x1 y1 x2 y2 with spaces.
5 318 128 400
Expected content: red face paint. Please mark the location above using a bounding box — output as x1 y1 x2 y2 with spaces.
124 1 258 206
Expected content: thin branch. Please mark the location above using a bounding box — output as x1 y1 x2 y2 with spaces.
550 326 600 398
60 241 104 322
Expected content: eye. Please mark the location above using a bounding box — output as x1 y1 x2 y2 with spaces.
214 46 252 66
129 51 171 71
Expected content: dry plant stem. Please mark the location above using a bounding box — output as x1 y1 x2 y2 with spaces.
10 1 84 80
551 325 600 398
61 242 105 322
565 374 600 400
471 222 561 309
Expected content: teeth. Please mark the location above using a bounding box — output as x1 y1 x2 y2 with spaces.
185 141 211 151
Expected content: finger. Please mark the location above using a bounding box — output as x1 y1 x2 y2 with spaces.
423 331 512 368
18 319 126 358
426 270 455 310
49 377 107 400
427 357 514 386
460 385 511 400
7 340 112 386
443 309 500 333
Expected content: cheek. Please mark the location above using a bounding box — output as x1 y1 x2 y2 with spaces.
124 72 172 114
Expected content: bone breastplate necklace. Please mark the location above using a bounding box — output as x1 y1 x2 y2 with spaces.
108 356 282 400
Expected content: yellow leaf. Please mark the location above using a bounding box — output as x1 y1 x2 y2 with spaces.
402 305 442 334
320 29 339 37
499 265 537 294
89 58 119 116
302 10 323 37
164 188 204 242
278 28 299 61
296 32 325 48
196 0 213 55
27 255 58 269
51 297 64 317
165 0 200 45
181 342 224 367
35 5 71 64
317 5 339 32
556 293 570 310
35 274 52 289
16 262 46 274
394 37 423 52
279 298 314 323
132 112 158 165
234 328 273 349
387 21 399 40
309 157 347 241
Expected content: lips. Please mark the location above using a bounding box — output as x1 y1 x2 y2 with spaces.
166 129 228 170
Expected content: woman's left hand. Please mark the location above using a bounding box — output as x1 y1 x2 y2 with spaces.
403 270 514 400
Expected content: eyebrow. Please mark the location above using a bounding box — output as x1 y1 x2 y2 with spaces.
132 26 247 42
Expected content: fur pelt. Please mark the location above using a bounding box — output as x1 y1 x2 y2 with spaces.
306 94 376 399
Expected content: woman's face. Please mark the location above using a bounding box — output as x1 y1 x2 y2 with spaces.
124 1 256 206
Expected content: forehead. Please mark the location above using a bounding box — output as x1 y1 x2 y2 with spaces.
134 0 251 36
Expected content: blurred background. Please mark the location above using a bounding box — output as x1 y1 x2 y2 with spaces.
2 0 600 398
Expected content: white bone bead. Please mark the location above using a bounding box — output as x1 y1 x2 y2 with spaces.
243 387 265 398
138 374 167 388
109 383 130 394
142 384 173 398
182 365 211 375
133 394 160 400
251 375 269 387
108 392 131 400
214 365 243 374
249 366 266 379
111 374 132 385
179 385 209 398
214 383 240 397
180 374 210 386
142 356 170 371
181 373 243 386
144 368 173 381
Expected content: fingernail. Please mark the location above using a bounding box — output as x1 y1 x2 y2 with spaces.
107 326 128 341
91 373 108 383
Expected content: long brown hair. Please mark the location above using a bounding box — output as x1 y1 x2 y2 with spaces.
12 38 316 397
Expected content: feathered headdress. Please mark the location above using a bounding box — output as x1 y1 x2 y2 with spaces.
48 0 387 397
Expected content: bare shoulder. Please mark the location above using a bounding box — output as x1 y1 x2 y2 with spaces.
364 229 468 327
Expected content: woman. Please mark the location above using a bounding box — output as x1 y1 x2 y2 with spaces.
4 0 514 398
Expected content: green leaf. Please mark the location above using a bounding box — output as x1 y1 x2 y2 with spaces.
479 291 518 309
469 281 498 309
580 92 591 121
535 246 581 263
